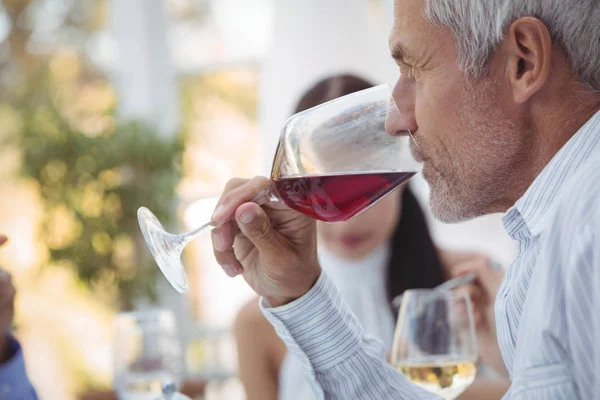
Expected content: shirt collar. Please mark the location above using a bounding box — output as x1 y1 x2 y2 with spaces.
503 110 600 239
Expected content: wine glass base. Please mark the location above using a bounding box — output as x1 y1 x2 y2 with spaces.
138 207 189 293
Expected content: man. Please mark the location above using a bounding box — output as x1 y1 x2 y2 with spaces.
0 235 37 399
210 0 600 398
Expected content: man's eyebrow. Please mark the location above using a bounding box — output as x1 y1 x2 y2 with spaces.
391 43 410 62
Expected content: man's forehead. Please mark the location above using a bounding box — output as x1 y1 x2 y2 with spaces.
388 20 417 61
390 0 439 60
393 0 424 22
391 0 424 42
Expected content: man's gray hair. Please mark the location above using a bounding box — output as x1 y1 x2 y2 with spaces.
424 0 600 90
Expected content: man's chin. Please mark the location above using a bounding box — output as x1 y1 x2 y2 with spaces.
428 179 470 224
429 190 479 224
421 163 437 186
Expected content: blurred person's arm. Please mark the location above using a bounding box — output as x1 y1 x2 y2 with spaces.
0 235 38 400
234 297 285 400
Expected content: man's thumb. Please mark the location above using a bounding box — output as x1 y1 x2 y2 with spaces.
235 203 277 251
0 235 7 247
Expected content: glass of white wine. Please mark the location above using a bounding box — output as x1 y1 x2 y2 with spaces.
391 290 478 400
113 310 184 400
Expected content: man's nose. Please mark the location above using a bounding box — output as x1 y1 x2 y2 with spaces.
385 79 417 136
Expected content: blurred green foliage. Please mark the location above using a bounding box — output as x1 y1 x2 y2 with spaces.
15 70 183 310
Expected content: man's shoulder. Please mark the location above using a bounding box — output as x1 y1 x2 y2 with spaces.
555 154 600 227
534 156 600 296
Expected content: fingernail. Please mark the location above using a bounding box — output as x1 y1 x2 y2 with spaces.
240 211 255 224
212 205 225 221
222 264 237 277
212 232 225 251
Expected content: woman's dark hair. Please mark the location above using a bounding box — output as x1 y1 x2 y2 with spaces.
294 74 446 307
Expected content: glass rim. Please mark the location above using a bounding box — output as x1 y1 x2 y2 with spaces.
400 288 472 299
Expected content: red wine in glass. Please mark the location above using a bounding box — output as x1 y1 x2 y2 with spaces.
273 171 415 223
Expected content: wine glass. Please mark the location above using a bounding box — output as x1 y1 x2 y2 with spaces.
186 326 237 400
113 309 184 400
391 290 478 400
155 382 192 400
138 83 420 293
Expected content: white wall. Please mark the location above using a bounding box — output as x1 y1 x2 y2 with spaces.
110 0 179 137
259 0 517 268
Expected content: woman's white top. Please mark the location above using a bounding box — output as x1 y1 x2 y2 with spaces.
278 244 396 400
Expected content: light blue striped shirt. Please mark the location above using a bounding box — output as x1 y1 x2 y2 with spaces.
261 110 600 399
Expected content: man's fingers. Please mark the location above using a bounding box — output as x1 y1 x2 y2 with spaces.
212 248 243 277
212 177 270 224
212 220 235 252
0 236 7 247
214 249 243 277
215 178 249 207
211 220 244 277
209 176 280 279
235 202 280 254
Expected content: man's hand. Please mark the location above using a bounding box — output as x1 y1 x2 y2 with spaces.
0 235 15 364
450 256 508 378
210 177 321 307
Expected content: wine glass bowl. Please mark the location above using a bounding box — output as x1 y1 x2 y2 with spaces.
269 86 418 223
137 207 190 293
138 83 420 293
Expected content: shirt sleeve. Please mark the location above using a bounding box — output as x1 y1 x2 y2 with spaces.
0 335 38 400
260 272 441 400
564 222 600 400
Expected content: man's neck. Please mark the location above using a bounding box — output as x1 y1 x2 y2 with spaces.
497 98 600 212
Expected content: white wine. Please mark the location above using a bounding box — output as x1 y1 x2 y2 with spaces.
396 359 476 400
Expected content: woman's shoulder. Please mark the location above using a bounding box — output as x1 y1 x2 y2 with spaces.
234 297 287 370
235 297 271 333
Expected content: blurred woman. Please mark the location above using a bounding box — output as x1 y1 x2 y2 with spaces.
234 75 509 400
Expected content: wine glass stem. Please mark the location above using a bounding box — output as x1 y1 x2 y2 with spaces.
181 220 217 246
179 185 279 246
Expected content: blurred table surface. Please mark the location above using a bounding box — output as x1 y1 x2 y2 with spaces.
77 378 207 400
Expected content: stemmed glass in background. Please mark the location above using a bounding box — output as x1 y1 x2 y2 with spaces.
138 83 421 293
113 310 183 400
391 290 478 400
